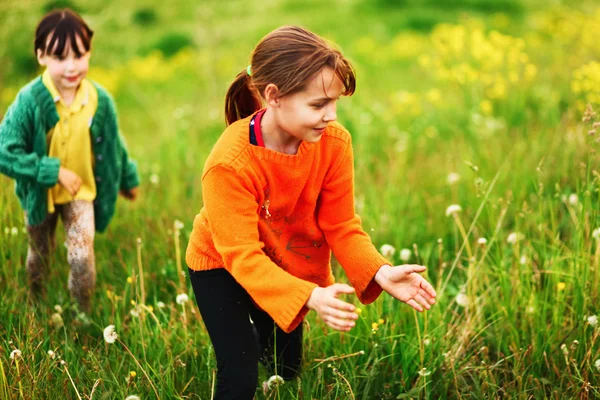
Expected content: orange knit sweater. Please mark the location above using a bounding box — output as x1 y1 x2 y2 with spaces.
186 113 390 333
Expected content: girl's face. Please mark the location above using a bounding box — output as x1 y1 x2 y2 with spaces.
37 34 91 94
270 67 345 144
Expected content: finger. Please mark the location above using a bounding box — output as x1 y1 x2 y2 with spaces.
325 317 355 332
404 264 427 274
420 280 437 298
326 306 358 321
420 289 436 305
406 298 424 312
331 283 355 295
328 298 356 313
414 293 431 310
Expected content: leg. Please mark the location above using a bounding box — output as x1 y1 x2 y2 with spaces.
60 200 95 313
250 303 304 380
189 268 260 400
25 211 59 299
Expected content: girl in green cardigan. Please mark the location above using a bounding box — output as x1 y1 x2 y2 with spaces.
0 9 139 314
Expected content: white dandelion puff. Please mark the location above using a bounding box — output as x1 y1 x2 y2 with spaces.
447 172 461 185
507 232 524 244
176 293 189 305
587 315 598 327
156 301 166 309
267 375 284 390
455 293 469 307
592 228 600 240
477 237 487 246
149 173 160 186
380 244 396 259
595 359 600 371
418 367 431 376
125 396 141 400
48 350 56 359
445 204 462 217
400 248 411 262
103 325 118 344
50 313 64 329
519 256 527 265
174 220 184 231
568 194 578 206
10 349 21 360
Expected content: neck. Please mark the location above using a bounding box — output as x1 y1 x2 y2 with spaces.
260 108 302 155
57 86 77 107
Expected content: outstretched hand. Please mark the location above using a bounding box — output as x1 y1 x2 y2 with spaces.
306 283 359 332
374 264 437 312
120 187 139 201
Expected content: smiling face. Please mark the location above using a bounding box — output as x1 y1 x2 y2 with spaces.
37 33 91 95
268 67 345 144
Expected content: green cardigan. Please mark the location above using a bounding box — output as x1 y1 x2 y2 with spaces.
0 76 139 232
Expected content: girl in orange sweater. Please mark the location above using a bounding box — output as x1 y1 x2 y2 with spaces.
186 26 437 399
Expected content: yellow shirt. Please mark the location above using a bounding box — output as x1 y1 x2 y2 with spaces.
42 70 98 213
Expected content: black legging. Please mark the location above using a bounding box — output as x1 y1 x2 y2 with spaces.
189 268 303 399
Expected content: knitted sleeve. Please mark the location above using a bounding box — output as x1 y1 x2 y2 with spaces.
202 164 318 333
316 139 390 305
0 92 60 187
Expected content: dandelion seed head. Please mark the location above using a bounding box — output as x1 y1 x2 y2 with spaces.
507 232 524 244
48 350 55 359
593 228 600 240
50 313 64 329
267 374 284 390
445 204 462 217
568 194 579 206
447 172 461 185
587 315 598 327
157 301 166 308
10 349 21 360
174 220 184 231
418 367 431 376
380 244 396 259
149 173 160 185
103 325 118 344
125 396 141 400
176 293 189 305
477 237 487 246
400 248 411 262
455 293 469 307
595 359 600 371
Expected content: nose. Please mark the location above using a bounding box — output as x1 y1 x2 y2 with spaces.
323 102 337 122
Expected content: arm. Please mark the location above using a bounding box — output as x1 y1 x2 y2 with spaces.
202 165 318 333
0 94 60 186
317 140 390 304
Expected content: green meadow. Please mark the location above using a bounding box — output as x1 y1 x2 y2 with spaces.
1 0 600 398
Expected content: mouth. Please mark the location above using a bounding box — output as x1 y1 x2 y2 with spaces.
313 127 327 134
64 75 80 83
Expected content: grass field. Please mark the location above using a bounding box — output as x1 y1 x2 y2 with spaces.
1 0 600 398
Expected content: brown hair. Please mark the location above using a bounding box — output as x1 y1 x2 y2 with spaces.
224 26 356 125
35 9 94 57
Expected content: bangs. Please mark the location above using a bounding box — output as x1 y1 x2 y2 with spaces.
330 54 356 97
35 9 93 56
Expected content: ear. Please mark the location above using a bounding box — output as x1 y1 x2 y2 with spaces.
264 84 281 107
36 49 46 67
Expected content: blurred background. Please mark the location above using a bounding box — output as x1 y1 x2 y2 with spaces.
1 0 600 398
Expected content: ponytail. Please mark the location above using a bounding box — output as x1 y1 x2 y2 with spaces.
224 69 262 126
